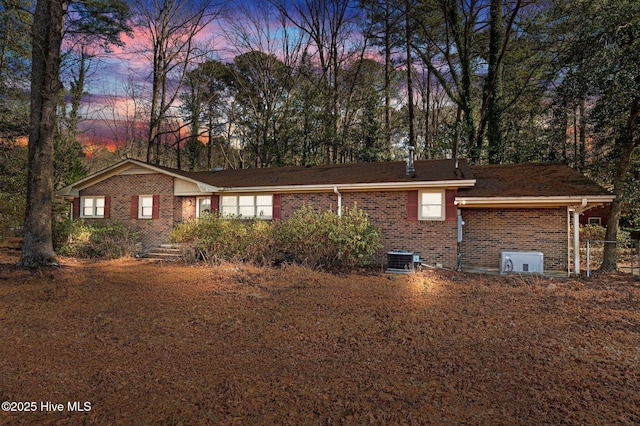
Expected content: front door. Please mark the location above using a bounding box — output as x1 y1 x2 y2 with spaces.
196 197 211 219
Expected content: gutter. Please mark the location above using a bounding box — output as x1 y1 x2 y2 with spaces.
216 179 477 194
455 195 615 208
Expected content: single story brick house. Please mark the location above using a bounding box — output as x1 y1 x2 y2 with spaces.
58 158 614 275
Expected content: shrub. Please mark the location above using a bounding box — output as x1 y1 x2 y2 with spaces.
170 204 382 271
170 214 275 266
274 204 382 270
53 219 139 259
580 224 630 246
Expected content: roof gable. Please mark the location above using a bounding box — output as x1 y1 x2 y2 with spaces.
57 159 219 197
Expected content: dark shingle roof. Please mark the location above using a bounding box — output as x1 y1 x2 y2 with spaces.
176 159 474 188
458 163 611 198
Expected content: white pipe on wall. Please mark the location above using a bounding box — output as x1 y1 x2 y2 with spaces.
573 198 588 275
567 207 571 277
334 186 342 216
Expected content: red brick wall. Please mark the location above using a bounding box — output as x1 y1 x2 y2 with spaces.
459 208 568 272
281 192 336 217
281 191 458 268
181 197 196 222
79 173 177 250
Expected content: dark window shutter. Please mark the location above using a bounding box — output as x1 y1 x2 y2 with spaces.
407 191 418 221
104 196 111 219
445 189 457 221
211 194 219 214
130 195 138 219
272 193 282 220
152 195 160 219
73 198 80 219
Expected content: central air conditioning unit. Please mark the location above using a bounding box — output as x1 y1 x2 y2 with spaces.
500 251 544 274
386 250 418 274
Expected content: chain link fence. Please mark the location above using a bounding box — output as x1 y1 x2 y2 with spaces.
583 239 640 277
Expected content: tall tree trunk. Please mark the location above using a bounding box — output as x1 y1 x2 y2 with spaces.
384 0 392 158
19 0 69 267
486 0 503 164
425 64 431 158
601 94 640 271
579 98 587 171
405 0 415 149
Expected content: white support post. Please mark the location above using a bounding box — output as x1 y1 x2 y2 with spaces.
574 208 580 275
572 199 588 276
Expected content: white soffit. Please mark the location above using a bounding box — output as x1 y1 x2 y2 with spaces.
216 179 477 193
455 195 615 208
174 178 218 195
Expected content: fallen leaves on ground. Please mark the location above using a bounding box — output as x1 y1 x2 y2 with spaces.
0 241 638 425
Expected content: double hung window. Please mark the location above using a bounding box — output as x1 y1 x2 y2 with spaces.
81 196 105 218
220 195 273 219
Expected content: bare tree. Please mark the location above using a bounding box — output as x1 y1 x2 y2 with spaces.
130 0 225 165
98 73 148 161
273 0 363 163
220 0 306 166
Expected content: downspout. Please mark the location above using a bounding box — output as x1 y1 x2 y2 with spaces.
572 198 589 275
567 207 571 277
334 186 342 216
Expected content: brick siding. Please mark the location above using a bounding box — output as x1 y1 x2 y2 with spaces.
281 191 458 269
78 173 570 270
459 208 568 272
79 173 178 251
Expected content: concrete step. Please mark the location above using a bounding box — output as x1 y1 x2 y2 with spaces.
143 244 183 260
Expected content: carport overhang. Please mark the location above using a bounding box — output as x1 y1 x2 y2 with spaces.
455 195 616 276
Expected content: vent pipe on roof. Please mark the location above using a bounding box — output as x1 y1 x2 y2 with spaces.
406 146 415 176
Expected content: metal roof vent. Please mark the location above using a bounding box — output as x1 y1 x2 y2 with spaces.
406 146 415 176
211 166 223 173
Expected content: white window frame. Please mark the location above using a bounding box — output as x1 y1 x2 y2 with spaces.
220 194 273 219
81 196 105 218
419 190 445 221
196 196 212 219
587 217 602 226
139 195 154 219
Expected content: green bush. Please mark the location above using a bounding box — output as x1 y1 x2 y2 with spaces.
53 219 140 259
275 204 382 270
170 204 382 271
580 224 630 246
170 214 275 266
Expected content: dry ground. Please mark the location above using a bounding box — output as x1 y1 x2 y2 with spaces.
0 239 639 425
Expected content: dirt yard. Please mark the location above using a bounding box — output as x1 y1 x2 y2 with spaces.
1 240 639 425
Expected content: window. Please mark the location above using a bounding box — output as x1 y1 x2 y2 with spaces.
81 196 105 218
220 195 273 219
588 217 602 226
139 195 154 219
419 191 444 220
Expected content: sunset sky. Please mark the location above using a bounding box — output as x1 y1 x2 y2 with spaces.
73 0 325 150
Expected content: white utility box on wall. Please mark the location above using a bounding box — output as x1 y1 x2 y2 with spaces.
500 251 544 274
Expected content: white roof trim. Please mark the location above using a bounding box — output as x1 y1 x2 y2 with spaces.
216 179 477 193
455 195 615 208
57 159 222 197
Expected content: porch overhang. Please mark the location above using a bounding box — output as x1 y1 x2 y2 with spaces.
454 195 615 208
